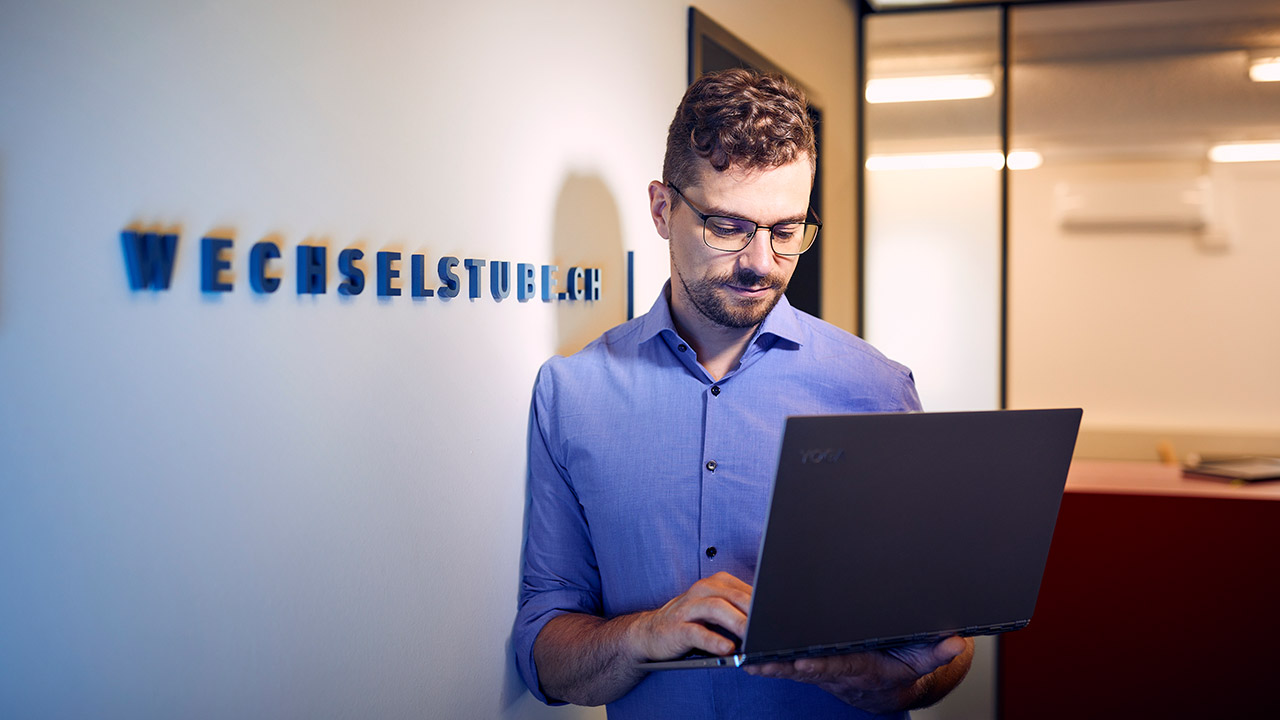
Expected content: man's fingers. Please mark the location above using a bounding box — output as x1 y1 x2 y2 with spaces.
685 580 750 608
675 576 751 635
744 661 789 678
792 654 866 679
752 637 967 683
639 576 754 660
683 623 738 656
936 635 967 661
884 637 966 676
707 570 753 595
678 595 748 640
690 572 753 613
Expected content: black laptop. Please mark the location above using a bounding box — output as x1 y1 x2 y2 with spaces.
642 408 1082 670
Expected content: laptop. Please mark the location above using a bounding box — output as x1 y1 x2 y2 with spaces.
642 408 1082 670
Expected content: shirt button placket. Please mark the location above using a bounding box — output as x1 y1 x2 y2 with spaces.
702 454 717 573
704 385 721 475
701 380 724 576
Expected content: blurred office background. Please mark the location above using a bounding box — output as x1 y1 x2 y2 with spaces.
2 1 1277 718
863 2 1280 717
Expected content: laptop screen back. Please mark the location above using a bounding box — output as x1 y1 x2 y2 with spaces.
742 408 1082 656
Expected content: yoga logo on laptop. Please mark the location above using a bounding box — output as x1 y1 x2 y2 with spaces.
799 448 844 464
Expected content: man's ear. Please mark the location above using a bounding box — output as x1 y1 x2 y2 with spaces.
647 181 672 240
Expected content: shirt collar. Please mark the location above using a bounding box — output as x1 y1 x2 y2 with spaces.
755 292 805 348
637 283 679 345
638 281 807 349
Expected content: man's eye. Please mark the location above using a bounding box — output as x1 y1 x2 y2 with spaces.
709 220 747 237
772 223 801 241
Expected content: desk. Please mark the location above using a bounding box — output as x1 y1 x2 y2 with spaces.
998 460 1280 718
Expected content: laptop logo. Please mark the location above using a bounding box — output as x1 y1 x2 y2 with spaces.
800 449 844 464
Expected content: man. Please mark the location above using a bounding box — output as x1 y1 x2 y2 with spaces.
514 68 973 718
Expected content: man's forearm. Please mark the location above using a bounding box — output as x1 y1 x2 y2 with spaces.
532 612 648 706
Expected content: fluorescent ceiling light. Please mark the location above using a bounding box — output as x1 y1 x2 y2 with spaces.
866 150 1042 171
1208 141 1280 163
1006 150 1044 170
866 74 995 104
1249 56 1280 82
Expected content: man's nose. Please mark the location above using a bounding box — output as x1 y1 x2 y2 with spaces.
736 228 777 277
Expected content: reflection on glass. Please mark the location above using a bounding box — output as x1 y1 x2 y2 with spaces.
862 7 1003 413
866 73 995 103
1007 0 1280 440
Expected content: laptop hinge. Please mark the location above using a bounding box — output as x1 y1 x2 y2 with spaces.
961 619 1030 636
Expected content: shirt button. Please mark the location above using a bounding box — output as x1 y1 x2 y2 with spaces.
710 385 721 396
677 343 687 352
706 460 717 472
706 546 717 559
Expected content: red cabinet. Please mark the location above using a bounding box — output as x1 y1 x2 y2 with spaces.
999 461 1280 718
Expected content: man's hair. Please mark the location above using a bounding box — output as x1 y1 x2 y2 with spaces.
662 68 816 190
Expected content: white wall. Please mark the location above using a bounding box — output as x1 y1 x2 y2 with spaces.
0 1 859 718
1009 159 1280 437
864 166 1002 412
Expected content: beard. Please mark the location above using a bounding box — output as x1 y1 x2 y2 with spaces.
673 261 789 330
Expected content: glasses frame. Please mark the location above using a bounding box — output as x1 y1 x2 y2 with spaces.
667 183 822 257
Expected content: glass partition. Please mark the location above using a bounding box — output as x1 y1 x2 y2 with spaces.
1007 0 1280 455
862 7 1005 412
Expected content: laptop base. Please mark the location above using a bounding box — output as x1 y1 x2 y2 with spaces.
640 620 1029 671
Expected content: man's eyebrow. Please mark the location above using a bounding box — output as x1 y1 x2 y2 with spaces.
703 204 809 225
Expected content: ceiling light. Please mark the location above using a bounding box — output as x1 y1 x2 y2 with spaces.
1249 55 1280 82
865 74 995 104
1208 141 1280 163
867 151 1002 171
1006 150 1044 170
866 150 1041 171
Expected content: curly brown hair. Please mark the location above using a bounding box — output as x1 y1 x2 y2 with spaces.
662 68 816 191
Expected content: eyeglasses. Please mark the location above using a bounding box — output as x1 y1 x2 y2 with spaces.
667 183 821 256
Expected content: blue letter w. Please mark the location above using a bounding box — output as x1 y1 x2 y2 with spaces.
121 230 179 290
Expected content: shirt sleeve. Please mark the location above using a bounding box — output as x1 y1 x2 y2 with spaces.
512 361 604 705
899 370 924 412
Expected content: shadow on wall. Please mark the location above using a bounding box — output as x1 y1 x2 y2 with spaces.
551 172 628 358
497 173 630 720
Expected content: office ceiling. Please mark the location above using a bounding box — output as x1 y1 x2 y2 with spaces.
867 0 1280 60
1014 0 1280 64
865 0 1280 159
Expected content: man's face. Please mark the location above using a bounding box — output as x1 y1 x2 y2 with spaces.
660 159 811 330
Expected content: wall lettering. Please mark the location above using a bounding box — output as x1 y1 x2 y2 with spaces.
122 228 603 304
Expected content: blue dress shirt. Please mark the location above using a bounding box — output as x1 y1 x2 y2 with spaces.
515 286 922 719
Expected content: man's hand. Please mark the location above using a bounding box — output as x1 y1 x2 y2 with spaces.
744 636 974 714
533 571 752 706
629 571 752 661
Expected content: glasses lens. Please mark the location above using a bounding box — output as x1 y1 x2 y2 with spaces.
771 223 820 256
703 216 756 251
768 222 806 254
700 214 820 255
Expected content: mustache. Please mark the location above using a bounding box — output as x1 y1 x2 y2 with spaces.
718 267 787 290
